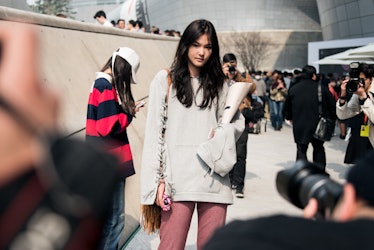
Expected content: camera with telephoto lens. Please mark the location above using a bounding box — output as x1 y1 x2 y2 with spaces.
346 62 364 93
276 160 343 218
228 64 236 74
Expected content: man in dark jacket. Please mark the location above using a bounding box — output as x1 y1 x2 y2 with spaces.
283 65 336 170
204 149 374 250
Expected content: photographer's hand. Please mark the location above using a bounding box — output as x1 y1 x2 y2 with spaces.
303 198 319 219
339 79 348 105
340 79 348 97
222 63 235 80
355 85 367 99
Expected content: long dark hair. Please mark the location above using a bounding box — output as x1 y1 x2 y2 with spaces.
101 54 135 115
170 19 225 109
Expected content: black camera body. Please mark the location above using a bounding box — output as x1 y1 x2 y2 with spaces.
276 160 343 218
346 62 363 93
228 64 236 75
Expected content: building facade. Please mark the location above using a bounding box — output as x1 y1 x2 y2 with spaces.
7 0 373 70
316 0 374 41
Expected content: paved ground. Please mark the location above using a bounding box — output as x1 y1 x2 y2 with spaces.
124 121 349 250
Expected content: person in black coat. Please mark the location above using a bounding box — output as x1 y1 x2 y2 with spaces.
283 65 336 170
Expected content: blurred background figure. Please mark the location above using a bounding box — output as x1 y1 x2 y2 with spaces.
269 76 287 131
126 19 137 31
93 10 113 27
135 20 145 32
253 71 267 107
117 19 125 29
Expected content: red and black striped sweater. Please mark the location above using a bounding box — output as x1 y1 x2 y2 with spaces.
86 72 135 179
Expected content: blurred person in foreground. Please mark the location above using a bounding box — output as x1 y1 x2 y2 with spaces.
0 23 119 249
204 150 374 250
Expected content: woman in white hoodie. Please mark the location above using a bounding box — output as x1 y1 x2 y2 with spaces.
141 19 246 250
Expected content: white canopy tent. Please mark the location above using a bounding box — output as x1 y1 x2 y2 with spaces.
315 49 355 65
315 45 374 65
348 43 374 57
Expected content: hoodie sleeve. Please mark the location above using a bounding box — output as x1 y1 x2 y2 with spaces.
141 70 169 205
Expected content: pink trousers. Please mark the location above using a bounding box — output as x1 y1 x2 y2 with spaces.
158 201 227 250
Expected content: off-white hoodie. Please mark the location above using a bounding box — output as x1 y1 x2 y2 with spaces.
141 70 244 205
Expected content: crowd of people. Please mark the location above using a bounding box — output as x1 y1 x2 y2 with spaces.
2 16 374 250
93 10 181 37
204 62 374 250
246 64 374 169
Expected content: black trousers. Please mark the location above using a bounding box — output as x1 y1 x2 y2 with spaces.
296 137 326 170
344 128 372 164
229 131 248 189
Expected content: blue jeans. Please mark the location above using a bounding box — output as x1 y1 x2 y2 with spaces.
100 181 125 250
270 100 284 129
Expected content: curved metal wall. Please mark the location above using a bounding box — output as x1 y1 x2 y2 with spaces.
316 0 374 41
143 0 323 70
146 0 321 33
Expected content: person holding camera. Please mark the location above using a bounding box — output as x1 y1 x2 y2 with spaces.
337 63 374 164
222 53 253 84
222 53 255 198
204 150 374 250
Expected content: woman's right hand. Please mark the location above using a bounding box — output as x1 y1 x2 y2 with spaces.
155 181 165 207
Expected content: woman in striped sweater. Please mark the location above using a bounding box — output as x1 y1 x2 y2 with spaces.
86 47 141 250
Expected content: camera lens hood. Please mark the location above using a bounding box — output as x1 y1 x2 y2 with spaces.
276 160 327 209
